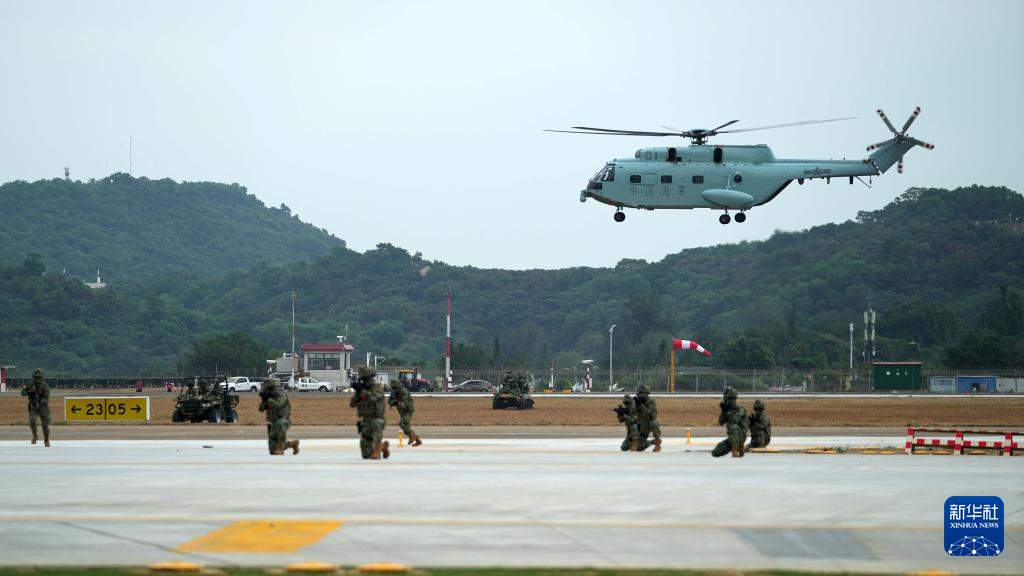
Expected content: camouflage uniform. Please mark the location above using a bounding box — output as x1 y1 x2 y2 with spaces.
500 371 513 393
350 367 389 460
258 378 298 455
20 369 51 447
615 394 640 451
747 399 772 448
712 386 748 457
634 384 662 452
514 372 527 396
391 382 422 446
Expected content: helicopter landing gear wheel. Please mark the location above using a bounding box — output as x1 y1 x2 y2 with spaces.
613 210 625 223
719 213 731 225
734 212 746 223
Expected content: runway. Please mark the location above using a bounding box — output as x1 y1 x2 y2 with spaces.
1 435 1021 574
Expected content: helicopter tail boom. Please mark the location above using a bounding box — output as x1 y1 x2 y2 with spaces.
867 140 916 174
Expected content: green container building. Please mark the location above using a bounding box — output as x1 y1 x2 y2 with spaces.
872 362 923 391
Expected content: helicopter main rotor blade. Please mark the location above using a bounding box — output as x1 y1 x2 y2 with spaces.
708 119 741 133
877 109 899 135
716 116 856 134
908 137 935 150
901 106 921 134
568 126 682 136
544 129 675 137
866 139 893 152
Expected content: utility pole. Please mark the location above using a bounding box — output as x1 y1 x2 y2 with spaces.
444 288 452 392
608 325 616 390
290 290 296 385
849 322 854 388
129 136 133 176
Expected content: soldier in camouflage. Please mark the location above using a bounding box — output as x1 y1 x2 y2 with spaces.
390 380 422 446
634 384 662 452
614 394 639 451
712 386 748 457
747 399 772 449
350 366 389 460
258 378 299 455
21 368 51 447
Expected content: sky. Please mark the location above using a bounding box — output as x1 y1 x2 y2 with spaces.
2 1 1022 269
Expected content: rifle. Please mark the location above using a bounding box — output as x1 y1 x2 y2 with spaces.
388 389 399 408
612 405 629 418
26 388 42 411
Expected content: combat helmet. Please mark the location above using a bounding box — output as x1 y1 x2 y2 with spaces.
753 399 765 411
637 383 650 396
263 377 280 389
722 386 738 401
358 366 376 381
32 368 43 379
622 393 634 404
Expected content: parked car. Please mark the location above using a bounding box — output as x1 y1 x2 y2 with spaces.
290 376 334 392
450 379 494 393
221 376 260 392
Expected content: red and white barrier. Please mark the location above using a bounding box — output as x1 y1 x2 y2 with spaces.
905 427 1021 456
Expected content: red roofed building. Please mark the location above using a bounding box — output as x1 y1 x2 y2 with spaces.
300 342 355 388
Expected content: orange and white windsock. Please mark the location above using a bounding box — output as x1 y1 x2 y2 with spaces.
672 338 712 357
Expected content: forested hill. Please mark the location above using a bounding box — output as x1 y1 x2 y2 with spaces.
1 184 1022 374
0 174 343 279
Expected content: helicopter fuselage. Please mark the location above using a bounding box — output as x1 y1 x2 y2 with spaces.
581 144 886 211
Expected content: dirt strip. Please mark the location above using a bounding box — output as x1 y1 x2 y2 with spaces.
1 395 1021 427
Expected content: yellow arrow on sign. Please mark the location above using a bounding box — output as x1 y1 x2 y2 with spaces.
65 397 150 422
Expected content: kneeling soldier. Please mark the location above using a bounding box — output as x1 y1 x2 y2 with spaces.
712 386 748 458
258 378 299 455
747 399 772 449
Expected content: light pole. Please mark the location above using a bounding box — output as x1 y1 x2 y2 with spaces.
608 325 616 390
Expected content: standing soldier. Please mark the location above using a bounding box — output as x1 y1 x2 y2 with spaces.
712 386 748 457
634 384 662 452
390 381 422 446
258 378 299 455
747 399 772 449
613 394 639 451
21 368 51 447
350 367 390 460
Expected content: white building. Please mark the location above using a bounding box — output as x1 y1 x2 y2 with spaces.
300 342 354 388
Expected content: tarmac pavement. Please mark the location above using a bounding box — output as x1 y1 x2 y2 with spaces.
0 435 1021 573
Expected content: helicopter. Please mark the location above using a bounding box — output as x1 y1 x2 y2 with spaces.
547 108 933 224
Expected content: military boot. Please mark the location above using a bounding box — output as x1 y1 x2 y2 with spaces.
412 434 423 447
286 439 300 455
31 428 38 445
629 438 638 452
370 443 382 460
44 434 50 448
382 440 390 459
653 438 662 453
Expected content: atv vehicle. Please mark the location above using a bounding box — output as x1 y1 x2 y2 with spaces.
397 368 435 392
492 376 534 410
172 382 239 423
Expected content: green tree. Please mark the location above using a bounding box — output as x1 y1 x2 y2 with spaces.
183 332 268 376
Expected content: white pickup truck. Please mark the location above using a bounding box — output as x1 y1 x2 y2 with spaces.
221 376 261 392
289 376 335 392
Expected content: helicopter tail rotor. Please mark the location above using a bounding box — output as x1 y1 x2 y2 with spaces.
865 107 934 174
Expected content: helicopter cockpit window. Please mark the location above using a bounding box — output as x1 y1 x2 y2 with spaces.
692 175 704 184
591 164 615 182
629 174 641 184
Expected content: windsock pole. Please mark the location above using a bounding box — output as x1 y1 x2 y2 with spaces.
669 347 676 392
445 287 452 392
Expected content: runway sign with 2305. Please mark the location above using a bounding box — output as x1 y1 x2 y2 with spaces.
64 397 150 422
